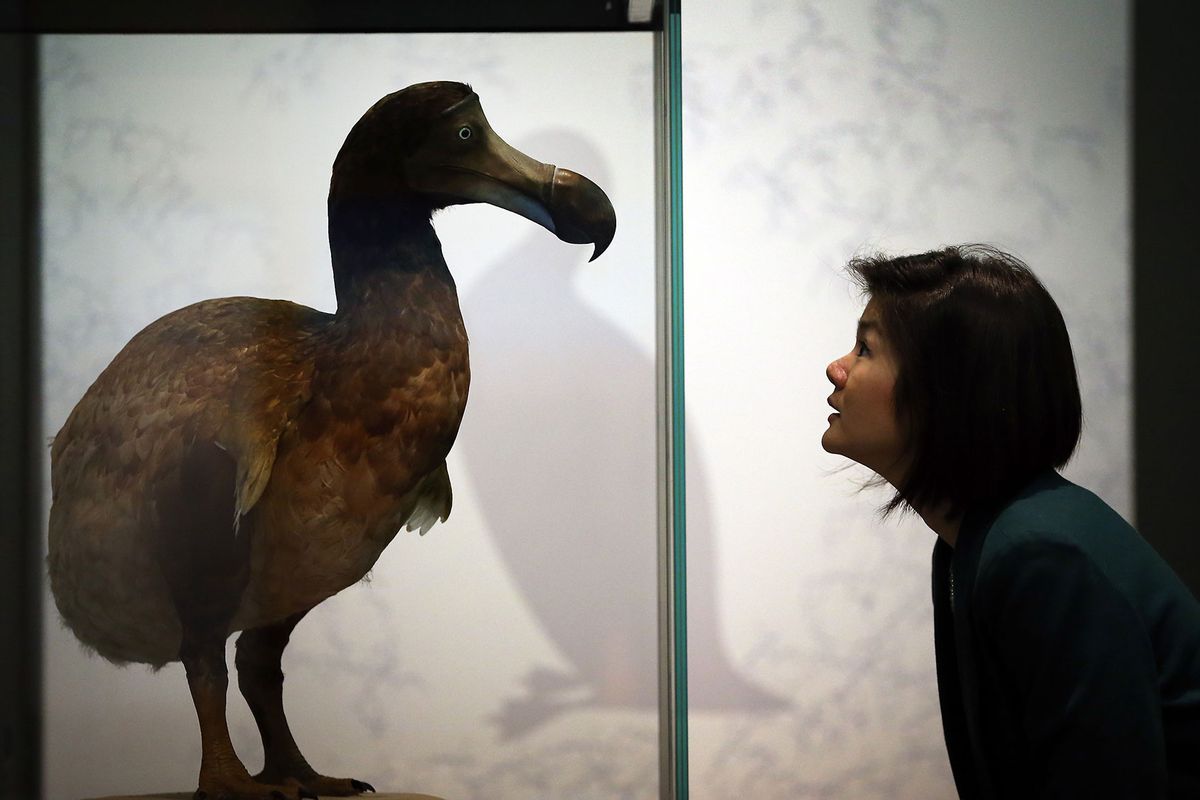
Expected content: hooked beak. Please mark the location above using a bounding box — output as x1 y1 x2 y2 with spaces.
406 96 617 261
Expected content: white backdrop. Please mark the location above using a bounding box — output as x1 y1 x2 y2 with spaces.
683 2 1129 799
39 3 1130 800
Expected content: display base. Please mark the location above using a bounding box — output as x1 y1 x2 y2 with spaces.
88 794 446 800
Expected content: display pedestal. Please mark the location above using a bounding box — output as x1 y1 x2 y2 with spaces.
88 794 446 800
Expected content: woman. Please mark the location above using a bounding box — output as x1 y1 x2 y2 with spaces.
822 245 1200 798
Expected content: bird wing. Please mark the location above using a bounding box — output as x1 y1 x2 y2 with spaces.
199 299 327 522
51 297 327 527
218 322 322 519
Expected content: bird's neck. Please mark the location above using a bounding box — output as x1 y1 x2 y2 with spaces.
327 196 455 314
320 199 467 398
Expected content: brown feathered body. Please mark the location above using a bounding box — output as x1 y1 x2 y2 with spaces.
43 82 615 800
48 258 468 667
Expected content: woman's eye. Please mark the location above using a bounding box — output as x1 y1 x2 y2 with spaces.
856 340 869 357
458 126 473 140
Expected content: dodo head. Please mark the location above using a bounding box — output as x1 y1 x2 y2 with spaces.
330 81 616 261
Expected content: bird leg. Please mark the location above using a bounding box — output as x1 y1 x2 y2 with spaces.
236 611 376 796
158 441 313 800
182 626 315 800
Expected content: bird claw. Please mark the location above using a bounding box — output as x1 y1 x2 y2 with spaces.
352 780 376 793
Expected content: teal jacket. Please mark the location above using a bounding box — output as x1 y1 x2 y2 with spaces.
934 470 1200 798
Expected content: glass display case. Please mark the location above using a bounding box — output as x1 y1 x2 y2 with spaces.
6 3 686 799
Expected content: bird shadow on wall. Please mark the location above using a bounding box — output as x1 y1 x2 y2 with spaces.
459 129 787 741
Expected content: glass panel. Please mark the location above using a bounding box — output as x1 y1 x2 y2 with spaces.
682 4 1130 799
40 32 661 800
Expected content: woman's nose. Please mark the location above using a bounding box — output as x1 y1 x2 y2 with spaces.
827 357 848 388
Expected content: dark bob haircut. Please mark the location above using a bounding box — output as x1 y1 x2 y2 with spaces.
847 244 1082 519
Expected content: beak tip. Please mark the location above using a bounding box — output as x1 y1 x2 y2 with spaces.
547 167 616 262
589 229 614 262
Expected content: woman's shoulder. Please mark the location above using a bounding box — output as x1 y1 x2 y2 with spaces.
969 473 1200 699
974 471 1193 613
985 470 1132 551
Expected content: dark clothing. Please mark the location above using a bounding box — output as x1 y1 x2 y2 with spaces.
934 470 1200 799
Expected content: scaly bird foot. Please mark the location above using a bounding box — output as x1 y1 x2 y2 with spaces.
194 774 317 800
256 769 375 797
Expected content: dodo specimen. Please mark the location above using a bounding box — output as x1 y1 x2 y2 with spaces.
47 82 615 799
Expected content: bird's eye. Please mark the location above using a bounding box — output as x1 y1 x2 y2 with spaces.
458 126 472 140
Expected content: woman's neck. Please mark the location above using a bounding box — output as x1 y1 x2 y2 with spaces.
878 456 960 547
916 502 961 548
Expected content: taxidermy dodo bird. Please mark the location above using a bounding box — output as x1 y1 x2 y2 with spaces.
47 81 616 800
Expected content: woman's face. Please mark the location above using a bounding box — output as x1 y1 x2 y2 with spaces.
822 297 909 482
